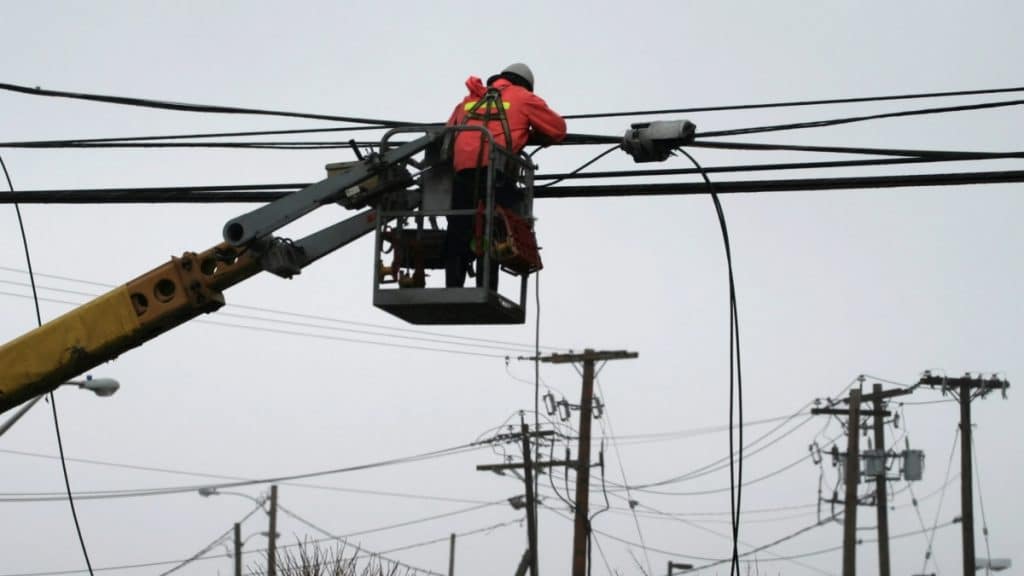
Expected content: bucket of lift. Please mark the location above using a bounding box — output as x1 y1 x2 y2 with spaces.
370 127 539 325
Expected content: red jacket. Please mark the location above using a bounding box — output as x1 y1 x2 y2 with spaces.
447 76 567 172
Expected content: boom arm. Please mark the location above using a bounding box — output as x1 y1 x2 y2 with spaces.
0 130 445 414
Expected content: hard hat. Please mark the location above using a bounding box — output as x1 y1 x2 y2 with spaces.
502 62 534 91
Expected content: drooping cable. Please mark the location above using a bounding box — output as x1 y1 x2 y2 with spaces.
921 426 961 575
595 381 652 575
533 270 542 523
0 81 419 127
1 155 95 576
561 85 1024 120
677 148 743 575
537 145 620 188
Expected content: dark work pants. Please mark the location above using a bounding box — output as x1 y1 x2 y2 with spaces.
444 169 518 288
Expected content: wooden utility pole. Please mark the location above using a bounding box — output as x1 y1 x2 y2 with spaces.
538 349 638 576
234 522 242 576
918 372 1009 576
476 426 565 576
842 388 861 576
521 422 540 576
268 485 278 576
872 383 891 576
812 380 914 576
448 533 456 576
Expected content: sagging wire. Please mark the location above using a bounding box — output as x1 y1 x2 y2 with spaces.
548 441 575 511
595 380 652 576
920 426 961 576
677 147 743 576
537 145 621 188
1 155 95 576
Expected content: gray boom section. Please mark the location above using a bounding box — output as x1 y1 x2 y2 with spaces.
221 131 443 247
294 209 378 267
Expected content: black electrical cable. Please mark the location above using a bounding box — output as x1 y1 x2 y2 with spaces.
676 148 743 576
0 81 420 127
535 153 1024 182
536 145 621 188
561 85 1024 120
0 125 385 148
698 97 1024 138
0 139 368 147
687 139 1024 160
1 155 95 576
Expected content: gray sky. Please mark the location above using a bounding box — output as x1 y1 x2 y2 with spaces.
1 2 1021 575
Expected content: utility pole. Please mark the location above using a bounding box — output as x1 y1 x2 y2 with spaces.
812 380 914 576
477 425 566 576
537 349 638 576
520 421 539 576
872 383 891 576
234 522 242 576
268 485 278 576
918 372 1009 576
842 388 861 576
448 533 456 576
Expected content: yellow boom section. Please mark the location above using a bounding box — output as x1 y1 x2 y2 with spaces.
0 243 259 413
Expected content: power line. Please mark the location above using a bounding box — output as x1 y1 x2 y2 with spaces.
2 155 95 576
0 441 487 502
0 277 544 355
158 499 266 576
535 153 1024 182
0 81 419 127
687 139 1024 160
274 503 456 576
698 98 1024 138
7 169 1023 205
562 85 1024 120
0 447 497 505
0 290 508 360
0 265 566 353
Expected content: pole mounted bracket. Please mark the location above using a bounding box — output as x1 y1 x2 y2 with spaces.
621 120 697 163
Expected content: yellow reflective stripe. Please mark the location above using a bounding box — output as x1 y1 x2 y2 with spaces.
464 101 511 112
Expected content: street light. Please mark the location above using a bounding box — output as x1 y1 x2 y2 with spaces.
0 375 120 437
198 487 268 510
199 487 278 576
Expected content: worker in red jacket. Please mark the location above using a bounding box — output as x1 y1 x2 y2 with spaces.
444 63 567 288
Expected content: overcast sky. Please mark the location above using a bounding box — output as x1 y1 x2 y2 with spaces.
1 2 1022 576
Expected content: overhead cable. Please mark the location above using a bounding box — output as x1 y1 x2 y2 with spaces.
0 447 497 505
0 441 486 502
698 98 1024 138
2 155 95 576
536 153 1024 182
0 81 418 127
7 168 1024 205
0 266 561 354
562 85 1024 120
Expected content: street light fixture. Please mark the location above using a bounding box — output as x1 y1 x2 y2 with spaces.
0 375 120 437
198 487 268 510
